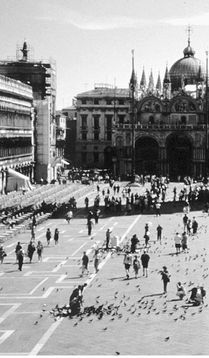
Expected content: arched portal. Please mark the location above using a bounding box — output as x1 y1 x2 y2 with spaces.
166 133 192 179
135 137 159 175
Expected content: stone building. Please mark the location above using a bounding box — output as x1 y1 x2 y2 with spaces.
0 74 34 193
62 105 77 166
0 41 57 183
75 38 208 180
75 84 130 169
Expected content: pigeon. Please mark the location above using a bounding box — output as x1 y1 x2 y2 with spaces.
115 352 120 355
42 287 45 291
34 321 38 325
164 337 170 341
103 327 108 331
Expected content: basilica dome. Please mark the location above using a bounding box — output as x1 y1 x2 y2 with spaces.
169 41 205 91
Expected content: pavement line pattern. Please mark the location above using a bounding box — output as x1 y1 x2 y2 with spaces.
52 260 67 273
0 303 21 324
0 330 14 345
29 318 64 356
71 242 88 257
29 278 49 295
37 227 45 232
28 215 142 356
6 243 16 248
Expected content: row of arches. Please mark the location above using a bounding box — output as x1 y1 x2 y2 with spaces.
138 94 202 113
135 135 192 178
103 133 205 179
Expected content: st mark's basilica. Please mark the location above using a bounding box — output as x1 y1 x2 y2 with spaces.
75 32 208 180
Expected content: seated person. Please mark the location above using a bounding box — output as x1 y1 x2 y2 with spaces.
188 286 206 306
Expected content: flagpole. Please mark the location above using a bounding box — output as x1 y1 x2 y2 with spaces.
205 50 208 178
131 49 136 183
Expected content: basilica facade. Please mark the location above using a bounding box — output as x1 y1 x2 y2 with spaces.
75 38 207 180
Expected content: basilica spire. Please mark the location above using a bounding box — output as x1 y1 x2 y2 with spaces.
156 72 162 93
163 65 171 98
129 49 137 97
163 65 170 85
140 67 146 89
148 69 154 93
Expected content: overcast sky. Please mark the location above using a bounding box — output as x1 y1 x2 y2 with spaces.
1 0 209 109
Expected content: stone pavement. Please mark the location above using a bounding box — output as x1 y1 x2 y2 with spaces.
0 182 208 355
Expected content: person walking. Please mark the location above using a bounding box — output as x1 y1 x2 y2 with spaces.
123 251 132 279
187 219 191 235
130 234 139 253
54 228 59 245
192 217 198 234
81 251 89 276
144 231 150 247
27 241 36 263
31 224 36 240
144 223 149 235
94 209 100 224
156 224 163 244
133 255 141 279
87 219 94 236
174 232 181 254
46 228 51 245
15 242 22 263
160 266 170 294
181 231 188 253
37 241 43 262
155 201 161 216
105 228 111 250
94 249 100 273
183 214 188 230
17 248 24 271
141 250 150 277
0 245 7 264
84 197 89 210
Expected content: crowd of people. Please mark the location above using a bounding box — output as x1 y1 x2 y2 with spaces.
0 172 208 322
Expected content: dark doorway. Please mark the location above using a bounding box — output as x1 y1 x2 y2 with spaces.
135 137 159 175
166 133 192 180
104 146 113 170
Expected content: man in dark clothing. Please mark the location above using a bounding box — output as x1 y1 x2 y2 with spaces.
183 214 188 230
141 251 150 277
192 217 198 234
17 249 24 271
156 225 163 244
85 197 89 209
15 242 22 263
81 252 89 276
46 228 51 245
69 283 87 304
131 234 139 253
69 283 87 315
87 219 93 236
94 209 100 224
105 228 111 250
27 241 36 263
